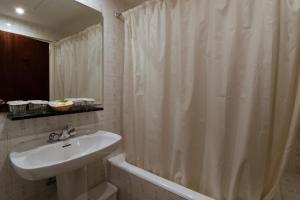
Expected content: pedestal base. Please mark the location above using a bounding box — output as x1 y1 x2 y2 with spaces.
56 167 118 200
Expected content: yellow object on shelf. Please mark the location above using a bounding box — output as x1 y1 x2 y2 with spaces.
48 100 74 112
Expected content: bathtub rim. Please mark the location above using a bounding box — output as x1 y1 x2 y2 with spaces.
108 153 215 200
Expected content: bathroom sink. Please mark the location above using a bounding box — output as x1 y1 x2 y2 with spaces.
9 131 121 181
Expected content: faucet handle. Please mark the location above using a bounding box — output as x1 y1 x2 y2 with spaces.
49 132 59 141
64 125 75 132
62 124 76 137
69 130 77 136
64 124 71 130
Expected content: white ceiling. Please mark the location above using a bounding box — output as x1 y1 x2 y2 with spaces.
0 0 101 38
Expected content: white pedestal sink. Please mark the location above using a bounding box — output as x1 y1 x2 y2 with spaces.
9 131 121 200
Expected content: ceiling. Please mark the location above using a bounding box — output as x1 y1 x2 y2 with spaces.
0 0 101 37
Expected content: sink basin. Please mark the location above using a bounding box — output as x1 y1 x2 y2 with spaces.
10 131 121 181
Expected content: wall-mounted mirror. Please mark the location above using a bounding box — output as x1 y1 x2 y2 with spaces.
0 0 103 112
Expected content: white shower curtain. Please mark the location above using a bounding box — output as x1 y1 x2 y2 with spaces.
50 24 103 102
122 0 300 199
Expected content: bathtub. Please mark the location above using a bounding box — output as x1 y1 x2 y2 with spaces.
108 153 214 200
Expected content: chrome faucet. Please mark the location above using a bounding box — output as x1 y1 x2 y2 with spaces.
49 125 76 142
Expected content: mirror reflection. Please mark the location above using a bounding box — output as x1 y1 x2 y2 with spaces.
0 0 103 112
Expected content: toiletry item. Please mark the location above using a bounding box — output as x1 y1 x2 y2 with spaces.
7 100 28 114
65 98 84 107
0 99 4 105
65 98 95 110
28 100 48 112
48 100 73 112
81 98 95 108
75 98 95 110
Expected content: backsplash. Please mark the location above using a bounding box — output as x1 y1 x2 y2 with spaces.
0 0 126 199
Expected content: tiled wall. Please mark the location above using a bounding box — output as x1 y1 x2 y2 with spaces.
0 0 126 199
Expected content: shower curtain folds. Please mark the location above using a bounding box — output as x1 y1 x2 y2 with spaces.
122 0 300 199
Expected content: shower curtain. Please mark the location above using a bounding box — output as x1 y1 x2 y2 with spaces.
122 0 300 199
50 24 103 102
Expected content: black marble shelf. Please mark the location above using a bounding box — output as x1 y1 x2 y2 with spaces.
7 105 104 120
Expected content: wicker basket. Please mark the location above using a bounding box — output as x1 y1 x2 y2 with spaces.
48 100 73 112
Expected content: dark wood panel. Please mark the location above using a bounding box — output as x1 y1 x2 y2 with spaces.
0 31 49 112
